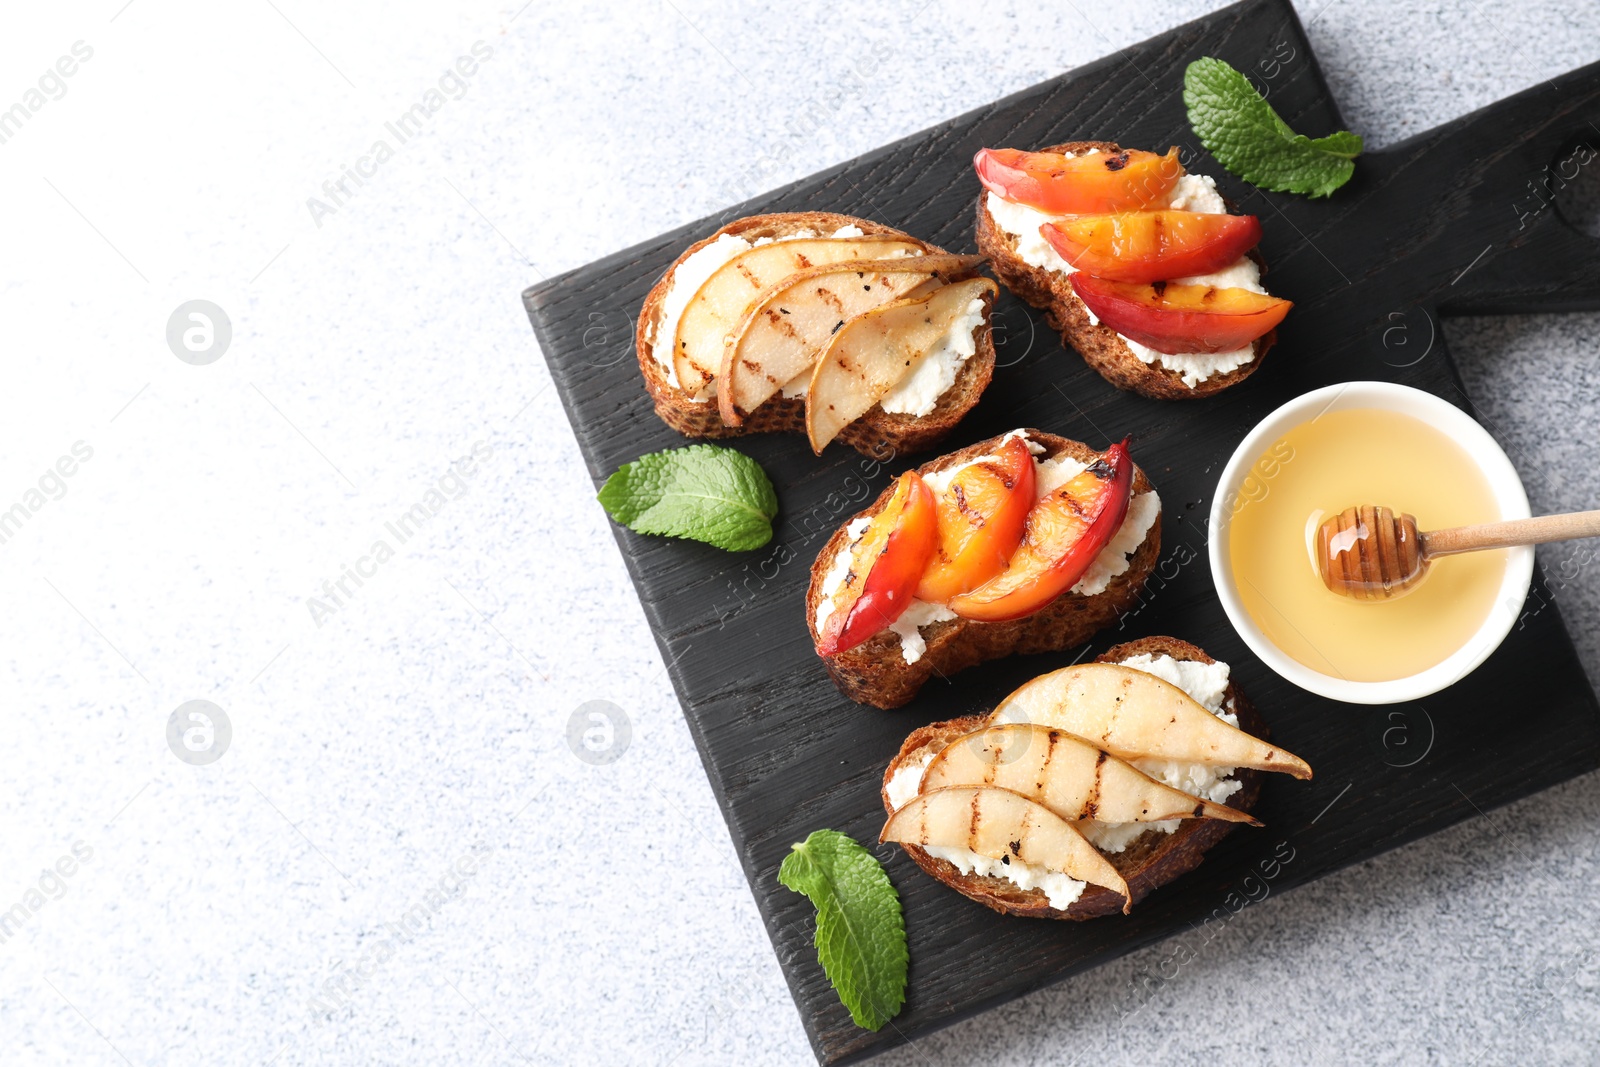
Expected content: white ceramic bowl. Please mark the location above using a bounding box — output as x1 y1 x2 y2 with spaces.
1209 381 1534 704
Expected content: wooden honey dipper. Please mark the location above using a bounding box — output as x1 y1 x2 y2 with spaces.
1316 504 1600 600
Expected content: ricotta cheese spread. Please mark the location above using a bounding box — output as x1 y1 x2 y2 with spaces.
922 844 1087 912
886 599 958 663
813 437 1160 662
984 165 1268 387
877 295 988 417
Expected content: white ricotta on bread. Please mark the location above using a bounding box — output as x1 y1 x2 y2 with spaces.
884 652 1241 907
877 294 988 416
814 430 1161 663
983 150 1268 389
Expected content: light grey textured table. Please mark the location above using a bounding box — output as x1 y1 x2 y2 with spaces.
3 2 1597 1064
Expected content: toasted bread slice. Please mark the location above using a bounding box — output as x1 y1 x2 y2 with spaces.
975 141 1275 400
881 636 1266 919
807 430 1160 708
637 212 996 457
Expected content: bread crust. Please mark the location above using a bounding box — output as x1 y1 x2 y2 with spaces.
880 636 1266 919
636 212 996 457
807 430 1160 709
974 141 1275 400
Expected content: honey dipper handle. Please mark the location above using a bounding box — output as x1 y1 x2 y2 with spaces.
1422 509 1600 557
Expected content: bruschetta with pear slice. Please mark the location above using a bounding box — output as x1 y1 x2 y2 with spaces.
637 212 997 456
881 636 1311 919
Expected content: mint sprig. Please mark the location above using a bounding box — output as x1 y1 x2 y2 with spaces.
598 443 777 552
779 829 908 1031
1184 56 1363 198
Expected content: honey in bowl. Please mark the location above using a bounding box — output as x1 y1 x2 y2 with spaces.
1225 407 1506 683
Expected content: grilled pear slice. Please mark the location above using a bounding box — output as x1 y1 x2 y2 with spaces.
671 235 926 398
881 785 1130 910
717 254 984 426
921 724 1261 825
805 277 997 454
990 664 1312 779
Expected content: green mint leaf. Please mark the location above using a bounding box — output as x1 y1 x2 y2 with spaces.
1309 130 1364 159
597 443 778 552
779 830 908 1032
1183 56 1364 198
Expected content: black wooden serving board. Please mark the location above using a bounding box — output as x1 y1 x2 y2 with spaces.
524 1 1600 1061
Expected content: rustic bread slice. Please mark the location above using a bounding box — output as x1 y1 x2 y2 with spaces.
807 430 1160 709
880 636 1266 919
636 212 996 457
974 141 1275 400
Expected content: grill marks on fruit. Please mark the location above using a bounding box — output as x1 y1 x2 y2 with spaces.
1034 729 1061 796
816 286 847 315
1103 687 1128 746
1051 489 1089 520
1103 151 1131 172
951 484 987 529
1081 748 1108 821
763 308 801 341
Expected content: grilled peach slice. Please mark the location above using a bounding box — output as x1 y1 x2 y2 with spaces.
1069 276 1291 354
815 472 938 656
1039 211 1262 283
948 440 1133 622
974 146 1182 214
915 435 1036 602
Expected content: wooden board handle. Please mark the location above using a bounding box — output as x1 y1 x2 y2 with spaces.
1423 509 1600 555
1383 57 1600 318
